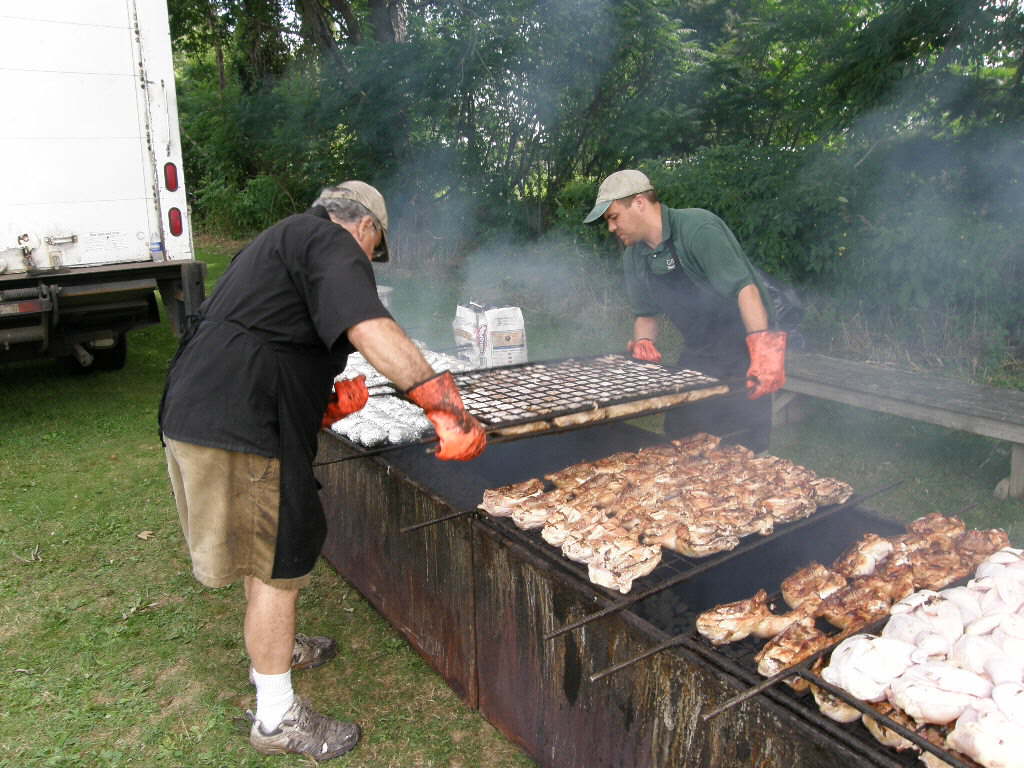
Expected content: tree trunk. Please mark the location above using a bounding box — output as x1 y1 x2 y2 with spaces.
295 0 340 55
369 0 407 43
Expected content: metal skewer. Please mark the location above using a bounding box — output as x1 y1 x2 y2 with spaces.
797 670 976 768
543 480 905 641
399 508 477 533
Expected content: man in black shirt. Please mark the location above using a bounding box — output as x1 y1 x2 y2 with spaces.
160 181 485 760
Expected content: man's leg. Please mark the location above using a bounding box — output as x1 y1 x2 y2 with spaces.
245 576 299 731
244 576 298 674
244 576 361 759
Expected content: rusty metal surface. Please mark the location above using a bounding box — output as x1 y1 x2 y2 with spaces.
315 423 922 768
471 518 907 768
315 433 482 705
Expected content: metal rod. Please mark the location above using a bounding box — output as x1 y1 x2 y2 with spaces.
797 670 976 768
700 616 887 721
399 508 476 533
543 479 905 641
313 435 439 466
589 632 686 682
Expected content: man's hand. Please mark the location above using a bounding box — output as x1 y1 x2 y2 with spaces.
405 372 487 461
321 375 369 428
627 338 662 363
746 330 787 399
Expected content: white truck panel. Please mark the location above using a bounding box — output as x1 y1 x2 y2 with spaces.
0 0 193 275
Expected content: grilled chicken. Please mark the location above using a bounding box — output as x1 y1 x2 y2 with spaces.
696 589 812 645
860 700 920 752
754 617 832 686
832 533 894 578
479 434 858 593
781 562 848 611
479 478 545 517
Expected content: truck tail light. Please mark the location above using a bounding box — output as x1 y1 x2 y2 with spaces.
164 162 179 191
168 207 183 236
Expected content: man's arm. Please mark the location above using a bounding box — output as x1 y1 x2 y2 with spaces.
737 283 769 333
632 315 660 343
346 317 435 389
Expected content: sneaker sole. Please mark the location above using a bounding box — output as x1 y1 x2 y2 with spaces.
251 725 360 760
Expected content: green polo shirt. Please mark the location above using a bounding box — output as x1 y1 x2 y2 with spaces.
623 206 759 318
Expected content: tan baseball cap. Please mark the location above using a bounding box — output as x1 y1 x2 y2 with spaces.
319 180 390 261
583 169 654 224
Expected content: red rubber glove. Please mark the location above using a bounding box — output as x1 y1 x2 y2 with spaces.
405 372 487 461
627 338 662 363
746 330 787 399
321 375 369 428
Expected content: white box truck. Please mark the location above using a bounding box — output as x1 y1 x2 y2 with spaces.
0 0 204 370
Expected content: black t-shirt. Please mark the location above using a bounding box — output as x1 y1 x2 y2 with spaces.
159 206 391 578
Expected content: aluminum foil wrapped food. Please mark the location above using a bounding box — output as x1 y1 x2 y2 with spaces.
328 341 473 448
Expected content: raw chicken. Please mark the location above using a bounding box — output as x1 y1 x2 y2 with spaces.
821 634 915 702
947 698 1024 768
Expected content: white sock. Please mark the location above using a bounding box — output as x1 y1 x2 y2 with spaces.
252 669 294 732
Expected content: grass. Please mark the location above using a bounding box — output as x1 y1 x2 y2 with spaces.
0 237 533 768
2 234 1022 767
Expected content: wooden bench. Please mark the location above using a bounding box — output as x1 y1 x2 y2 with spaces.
773 352 1024 499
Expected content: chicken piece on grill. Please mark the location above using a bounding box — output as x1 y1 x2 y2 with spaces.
781 562 848 611
701 504 774 538
946 699 1024 768
759 494 817 524
479 478 545 517
640 523 691 552
860 701 920 753
587 541 661 594
670 432 720 456
511 497 556 530
544 462 598 489
908 512 966 538
807 476 854 507
672 522 740 558
696 589 812 645
821 633 916 702
754 616 832 687
887 662 991 725
956 527 1011 568
811 680 861 724
816 577 896 631
831 532 894 578
909 542 972 591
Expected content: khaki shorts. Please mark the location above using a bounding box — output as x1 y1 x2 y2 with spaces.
164 437 312 589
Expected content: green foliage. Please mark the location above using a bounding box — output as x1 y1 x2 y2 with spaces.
167 0 1024 379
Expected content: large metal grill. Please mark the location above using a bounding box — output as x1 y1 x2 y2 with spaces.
453 354 725 428
490 500 975 767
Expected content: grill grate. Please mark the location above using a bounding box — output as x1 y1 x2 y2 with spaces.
453 354 722 427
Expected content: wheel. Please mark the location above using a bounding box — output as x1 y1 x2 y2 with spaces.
92 333 128 370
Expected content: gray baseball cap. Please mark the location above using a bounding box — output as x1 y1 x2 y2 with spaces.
319 180 390 262
583 170 654 224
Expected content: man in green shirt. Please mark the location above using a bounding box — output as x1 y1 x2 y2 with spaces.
583 169 787 452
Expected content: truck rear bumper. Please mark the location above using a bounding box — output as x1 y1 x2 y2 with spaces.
0 260 205 364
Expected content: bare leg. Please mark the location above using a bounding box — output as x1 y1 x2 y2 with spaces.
244 575 298 674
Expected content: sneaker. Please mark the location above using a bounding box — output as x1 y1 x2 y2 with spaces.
292 633 338 671
249 634 338 685
249 696 360 760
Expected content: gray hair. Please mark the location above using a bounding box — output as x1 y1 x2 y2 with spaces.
312 193 381 232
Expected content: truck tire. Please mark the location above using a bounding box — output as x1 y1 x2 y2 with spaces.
92 334 128 371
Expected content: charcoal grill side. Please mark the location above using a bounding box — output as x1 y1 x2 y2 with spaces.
471 515 906 768
315 432 480 705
